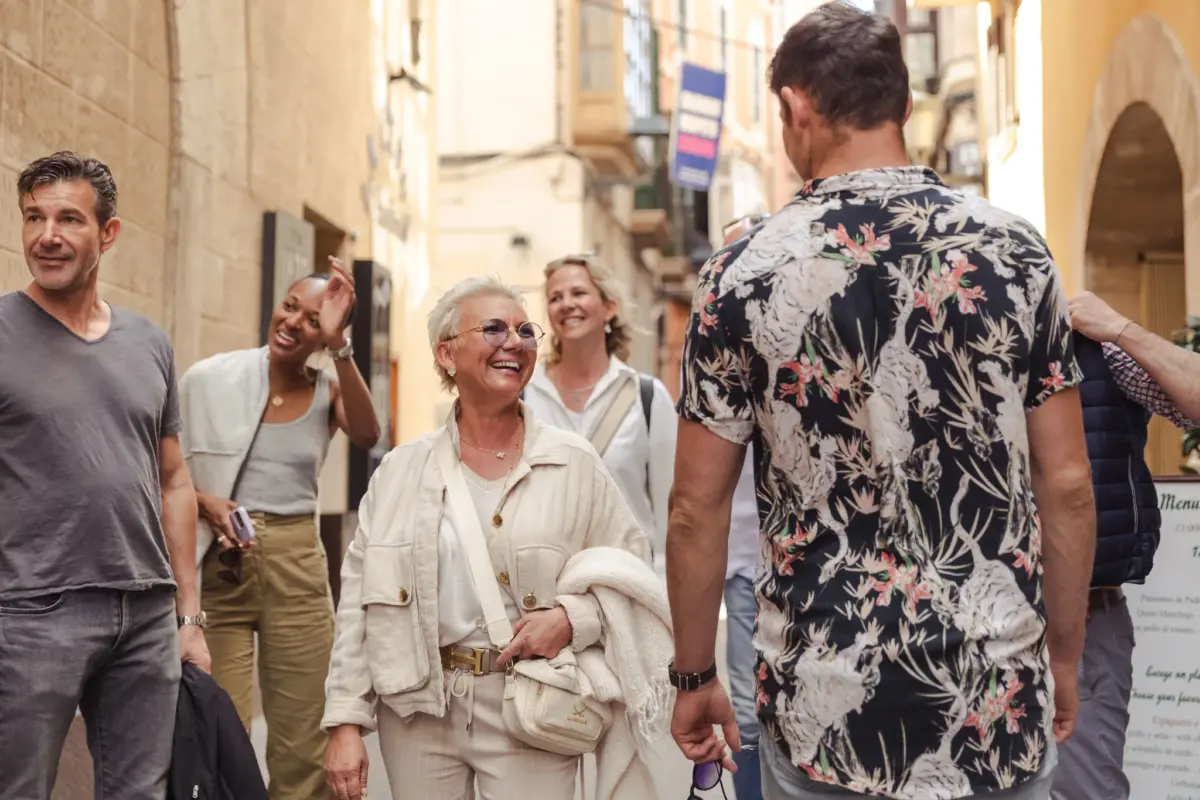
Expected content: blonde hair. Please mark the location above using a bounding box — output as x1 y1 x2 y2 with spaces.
426 275 527 392
542 254 633 366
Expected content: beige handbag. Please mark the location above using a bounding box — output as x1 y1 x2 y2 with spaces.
433 435 612 756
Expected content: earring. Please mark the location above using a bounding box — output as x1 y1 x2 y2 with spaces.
604 322 612 334
448 368 456 377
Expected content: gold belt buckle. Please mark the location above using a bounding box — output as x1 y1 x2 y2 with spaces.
450 646 487 675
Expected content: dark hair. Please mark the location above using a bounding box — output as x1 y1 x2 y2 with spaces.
768 1 909 131
289 272 358 328
17 151 118 225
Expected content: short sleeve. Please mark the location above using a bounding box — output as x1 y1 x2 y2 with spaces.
676 268 755 445
1024 267 1081 409
160 343 183 438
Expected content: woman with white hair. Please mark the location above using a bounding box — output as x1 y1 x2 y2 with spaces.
522 255 677 558
321 276 672 800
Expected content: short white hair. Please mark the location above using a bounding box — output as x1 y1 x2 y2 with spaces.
426 275 526 392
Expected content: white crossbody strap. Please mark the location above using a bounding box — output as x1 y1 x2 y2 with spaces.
433 435 516 649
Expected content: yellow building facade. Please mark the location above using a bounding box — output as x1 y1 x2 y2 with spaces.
964 0 1200 473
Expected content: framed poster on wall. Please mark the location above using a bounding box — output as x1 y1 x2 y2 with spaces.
260 210 316 345
1123 477 1200 798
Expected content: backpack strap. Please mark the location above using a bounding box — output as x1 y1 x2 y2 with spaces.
638 373 653 431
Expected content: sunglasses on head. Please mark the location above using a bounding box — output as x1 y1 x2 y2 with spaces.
449 319 544 350
687 761 726 799
721 213 768 240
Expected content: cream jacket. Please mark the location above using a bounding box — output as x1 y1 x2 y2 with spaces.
321 406 650 730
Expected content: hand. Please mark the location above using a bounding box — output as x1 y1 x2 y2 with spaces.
320 257 357 351
496 607 573 667
1068 291 1131 343
671 681 740 773
179 624 212 673
196 493 249 551
325 725 369 799
1050 661 1079 743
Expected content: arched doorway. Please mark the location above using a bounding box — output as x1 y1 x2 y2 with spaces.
1084 102 1186 475
1073 14 1200 476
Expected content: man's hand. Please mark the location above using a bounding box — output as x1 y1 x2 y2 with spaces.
1050 661 1080 743
496 607 573 667
1068 291 1130 343
670 681 741 772
179 624 211 673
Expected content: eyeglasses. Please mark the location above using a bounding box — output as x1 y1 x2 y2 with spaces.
721 214 768 240
687 762 727 799
217 548 243 586
449 319 544 350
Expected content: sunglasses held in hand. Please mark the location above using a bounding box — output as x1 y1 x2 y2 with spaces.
688 761 727 799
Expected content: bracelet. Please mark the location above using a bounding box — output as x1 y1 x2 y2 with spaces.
1115 320 1134 346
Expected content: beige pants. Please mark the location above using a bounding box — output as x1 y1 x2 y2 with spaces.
201 512 335 800
378 670 579 800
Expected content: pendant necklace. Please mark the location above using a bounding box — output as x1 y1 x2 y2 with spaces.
460 419 523 460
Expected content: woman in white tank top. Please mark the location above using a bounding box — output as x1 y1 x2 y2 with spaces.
180 257 380 800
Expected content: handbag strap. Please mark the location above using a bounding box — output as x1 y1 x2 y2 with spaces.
433 435 516 649
589 374 639 456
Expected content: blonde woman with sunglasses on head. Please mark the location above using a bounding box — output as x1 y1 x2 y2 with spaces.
521 254 677 560
321 276 671 800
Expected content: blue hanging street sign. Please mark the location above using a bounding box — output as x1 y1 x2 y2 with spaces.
669 63 727 191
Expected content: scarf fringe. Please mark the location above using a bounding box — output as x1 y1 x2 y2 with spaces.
625 677 674 761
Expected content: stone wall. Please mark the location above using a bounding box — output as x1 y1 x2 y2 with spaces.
0 0 172 323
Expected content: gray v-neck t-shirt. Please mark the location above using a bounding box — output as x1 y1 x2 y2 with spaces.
0 291 181 600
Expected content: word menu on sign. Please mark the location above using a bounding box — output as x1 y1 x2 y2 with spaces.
1124 480 1200 800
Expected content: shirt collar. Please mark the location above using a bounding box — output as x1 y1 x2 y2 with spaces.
795 166 945 199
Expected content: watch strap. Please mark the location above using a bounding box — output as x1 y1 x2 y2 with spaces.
668 661 718 692
331 340 354 360
177 612 206 628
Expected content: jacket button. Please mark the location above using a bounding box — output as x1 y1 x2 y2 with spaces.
398 588 410 603
523 592 537 609
497 572 510 586
492 513 503 528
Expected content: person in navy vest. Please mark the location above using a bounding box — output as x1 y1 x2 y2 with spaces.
1055 290 1200 800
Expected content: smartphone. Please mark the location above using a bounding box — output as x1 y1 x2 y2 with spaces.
230 506 255 543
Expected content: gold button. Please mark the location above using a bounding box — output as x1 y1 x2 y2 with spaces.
398 588 410 603
497 572 510 586
523 592 537 609
492 512 503 528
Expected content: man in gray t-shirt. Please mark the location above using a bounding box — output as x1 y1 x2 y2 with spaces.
0 152 210 800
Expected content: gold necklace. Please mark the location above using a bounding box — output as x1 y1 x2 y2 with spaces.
460 420 523 459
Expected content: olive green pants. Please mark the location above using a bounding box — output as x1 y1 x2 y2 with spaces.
202 513 335 800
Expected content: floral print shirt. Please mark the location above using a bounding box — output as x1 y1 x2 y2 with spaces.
678 167 1078 798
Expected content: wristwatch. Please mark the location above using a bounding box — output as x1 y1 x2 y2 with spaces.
668 661 718 692
177 611 207 629
330 340 354 361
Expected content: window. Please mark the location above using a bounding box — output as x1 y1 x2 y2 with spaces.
580 1 616 92
677 0 688 50
986 0 1019 138
904 8 939 95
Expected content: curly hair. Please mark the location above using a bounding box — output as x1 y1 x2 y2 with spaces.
542 254 633 366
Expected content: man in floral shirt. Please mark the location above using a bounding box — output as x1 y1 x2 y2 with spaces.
664 4 1097 799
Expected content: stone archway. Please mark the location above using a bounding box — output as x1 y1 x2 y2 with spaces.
1073 14 1200 475
1070 14 1200 311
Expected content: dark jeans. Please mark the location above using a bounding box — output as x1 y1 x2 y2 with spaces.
0 588 181 800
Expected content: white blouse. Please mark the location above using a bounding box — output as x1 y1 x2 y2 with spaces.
523 357 677 556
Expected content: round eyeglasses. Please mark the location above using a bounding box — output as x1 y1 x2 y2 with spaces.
449 319 544 350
